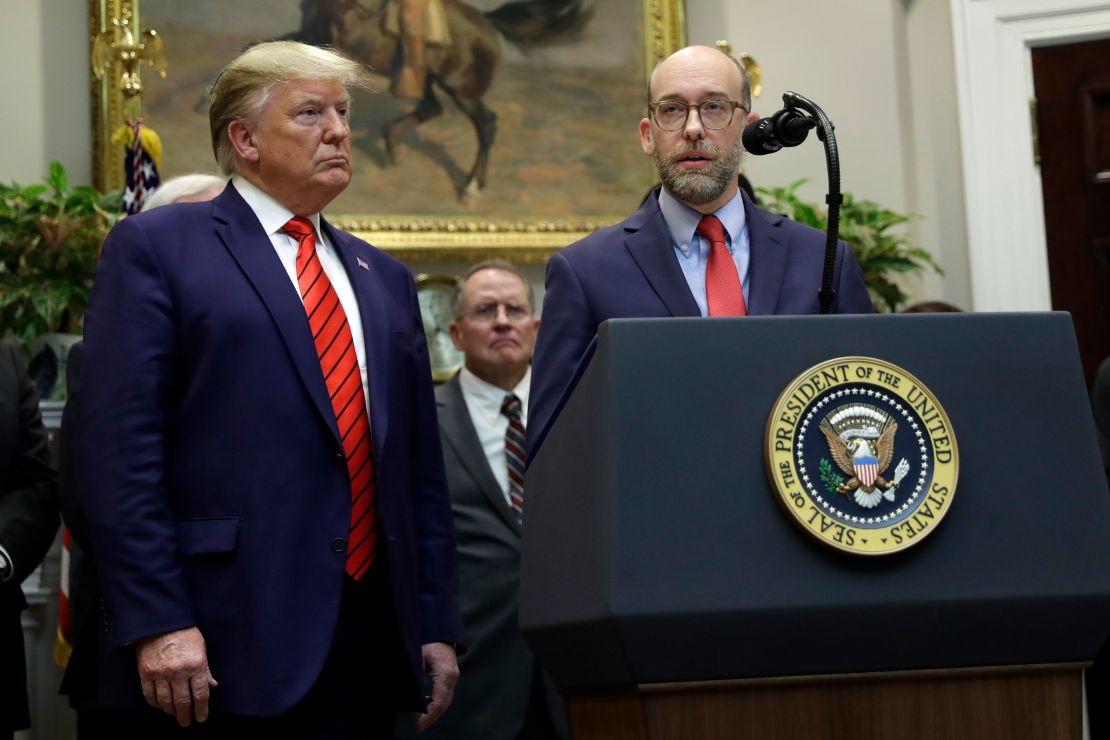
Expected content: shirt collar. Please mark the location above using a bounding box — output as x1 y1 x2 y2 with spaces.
232 175 323 240
658 187 747 257
458 365 531 424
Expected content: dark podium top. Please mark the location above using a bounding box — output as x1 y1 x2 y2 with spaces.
520 313 1110 690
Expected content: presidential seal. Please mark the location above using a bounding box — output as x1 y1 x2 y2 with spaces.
765 357 958 555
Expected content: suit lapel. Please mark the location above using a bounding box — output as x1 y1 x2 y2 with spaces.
622 197 701 318
322 218 391 460
213 184 341 447
439 375 522 535
744 192 789 315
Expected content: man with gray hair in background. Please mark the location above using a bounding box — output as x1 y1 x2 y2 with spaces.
140 173 226 211
64 40 462 738
403 260 567 740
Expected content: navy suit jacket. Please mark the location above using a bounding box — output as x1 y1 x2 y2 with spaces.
73 183 462 715
527 191 874 461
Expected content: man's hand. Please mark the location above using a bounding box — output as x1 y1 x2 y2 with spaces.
415 641 459 732
135 626 219 727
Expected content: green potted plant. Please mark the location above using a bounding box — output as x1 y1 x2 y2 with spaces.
0 161 121 398
757 179 942 313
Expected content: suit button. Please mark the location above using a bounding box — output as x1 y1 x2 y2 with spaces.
335 450 345 461
332 538 346 552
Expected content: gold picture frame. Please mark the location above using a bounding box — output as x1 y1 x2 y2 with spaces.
89 0 686 263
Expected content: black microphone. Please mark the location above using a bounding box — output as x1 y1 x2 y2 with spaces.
742 108 817 155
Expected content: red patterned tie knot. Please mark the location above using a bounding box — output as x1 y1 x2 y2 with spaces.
282 217 314 239
696 214 726 246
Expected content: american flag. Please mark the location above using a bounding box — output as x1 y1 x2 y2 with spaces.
120 120 161 215
854 455 879 488
53 529 73 668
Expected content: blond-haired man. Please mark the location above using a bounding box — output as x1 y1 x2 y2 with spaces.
65 41 462 738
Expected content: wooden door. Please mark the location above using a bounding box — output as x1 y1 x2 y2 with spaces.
1032 37 1110 387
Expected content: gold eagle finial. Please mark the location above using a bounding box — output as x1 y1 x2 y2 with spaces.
714 40 761 99
91 3 167 102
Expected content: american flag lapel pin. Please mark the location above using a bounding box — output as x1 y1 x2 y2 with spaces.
356 257 369 271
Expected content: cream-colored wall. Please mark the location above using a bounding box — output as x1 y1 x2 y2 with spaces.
903 0 971 308
4 0 971 309
1 4 49 183
0 2 90 185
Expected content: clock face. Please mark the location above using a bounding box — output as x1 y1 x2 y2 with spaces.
416 274 465 382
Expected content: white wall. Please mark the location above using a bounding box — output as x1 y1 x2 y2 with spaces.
690 0 913 209
0 3 90 185
687 0 970 309
903 0 972 308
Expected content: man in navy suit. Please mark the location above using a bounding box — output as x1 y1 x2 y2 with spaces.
68 41 462 738
527 45 873 458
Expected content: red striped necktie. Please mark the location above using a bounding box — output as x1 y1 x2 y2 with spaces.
282 217 377 580
501 394 525 520
697 214 747 316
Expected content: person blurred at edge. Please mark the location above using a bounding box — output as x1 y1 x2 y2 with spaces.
0 344 59 740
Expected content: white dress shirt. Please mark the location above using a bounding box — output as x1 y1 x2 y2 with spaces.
458 366 531 507
232 176 370 411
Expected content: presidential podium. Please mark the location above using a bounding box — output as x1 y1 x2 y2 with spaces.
520 313 1110 740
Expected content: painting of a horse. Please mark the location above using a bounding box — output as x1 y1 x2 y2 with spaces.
134 0 657 222
290 0 592 199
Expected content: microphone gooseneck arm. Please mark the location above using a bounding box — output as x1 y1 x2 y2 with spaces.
743 92 841 314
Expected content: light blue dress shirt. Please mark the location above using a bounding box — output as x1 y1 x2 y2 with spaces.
658 188 750 316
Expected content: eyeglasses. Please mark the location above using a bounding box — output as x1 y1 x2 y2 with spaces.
464 302 533 324
648 99 747 131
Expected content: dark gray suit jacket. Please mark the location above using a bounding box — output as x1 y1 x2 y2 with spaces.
0 343 59 732
414 373 567 740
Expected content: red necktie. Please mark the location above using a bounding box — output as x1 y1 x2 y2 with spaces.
282 217 377 580
697 215 747 316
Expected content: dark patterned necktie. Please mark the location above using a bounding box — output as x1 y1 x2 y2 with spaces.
501 394 525 520
282 217 376 580
697 214 747 316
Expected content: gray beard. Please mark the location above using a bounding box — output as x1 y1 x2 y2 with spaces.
654 138 742 206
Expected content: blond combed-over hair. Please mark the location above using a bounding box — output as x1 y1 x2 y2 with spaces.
208 41 372 176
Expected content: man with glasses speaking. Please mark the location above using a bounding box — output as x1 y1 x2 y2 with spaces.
527 44 874 459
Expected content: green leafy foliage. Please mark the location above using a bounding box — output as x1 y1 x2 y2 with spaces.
0 161 122 343
757 179 942 312
819 457 845 495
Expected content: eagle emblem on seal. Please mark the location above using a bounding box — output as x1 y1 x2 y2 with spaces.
819 404 910 509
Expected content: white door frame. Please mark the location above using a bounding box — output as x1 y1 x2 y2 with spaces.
949 0 1110 310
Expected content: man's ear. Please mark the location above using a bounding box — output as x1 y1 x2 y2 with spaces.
639 118 654 156
228 119 260 163
449 321 464 352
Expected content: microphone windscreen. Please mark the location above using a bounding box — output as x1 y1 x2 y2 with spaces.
742 119 780 156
